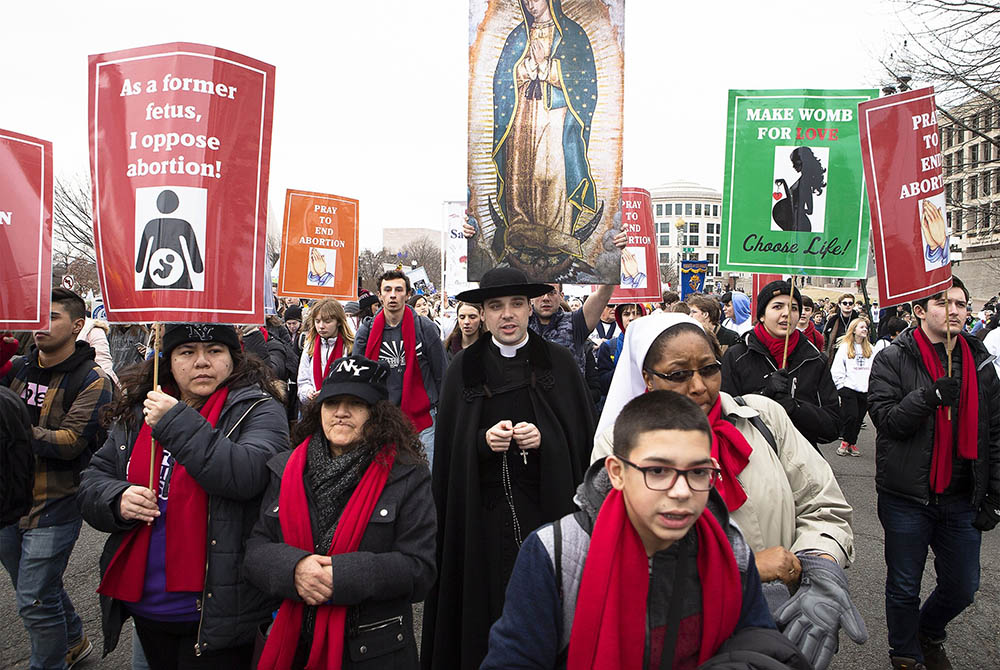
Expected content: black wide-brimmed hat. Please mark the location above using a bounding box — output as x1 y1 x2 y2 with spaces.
455 267 552 303
315 355 390 406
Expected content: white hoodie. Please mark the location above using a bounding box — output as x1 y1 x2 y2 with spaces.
831 342 874 393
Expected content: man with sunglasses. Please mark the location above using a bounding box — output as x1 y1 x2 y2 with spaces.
722 280 842 449
483 390 810 669
823 293 860 365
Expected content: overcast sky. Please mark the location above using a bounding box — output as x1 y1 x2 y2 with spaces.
1 0 905 250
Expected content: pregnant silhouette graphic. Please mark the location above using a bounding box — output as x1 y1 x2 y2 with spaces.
135 189 204 289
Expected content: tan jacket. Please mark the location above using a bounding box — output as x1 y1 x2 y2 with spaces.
591 391 854 566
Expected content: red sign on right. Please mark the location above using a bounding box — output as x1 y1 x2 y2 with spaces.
858 87 952 308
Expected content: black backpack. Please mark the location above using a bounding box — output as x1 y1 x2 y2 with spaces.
0 385 35 526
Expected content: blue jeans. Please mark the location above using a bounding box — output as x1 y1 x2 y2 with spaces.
877 492 981 661
0 519 84 670
418 408 437 470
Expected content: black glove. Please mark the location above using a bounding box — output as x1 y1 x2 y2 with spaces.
763 370 797 414
774 555 868 670
974 495 1000 532
922 377 960 408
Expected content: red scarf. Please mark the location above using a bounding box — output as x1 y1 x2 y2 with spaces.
365 307 432 432
802 321 825 352
98 387 229 602
912 327 978 493
312 335 344 390
567 489 742 669
754 322 800 369
707 397 752 512
258 439 396 670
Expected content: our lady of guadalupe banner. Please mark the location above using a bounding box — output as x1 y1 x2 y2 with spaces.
89 43 274 324
720 89 878 278
0 129 52 331
858 88 952 307
467 0 625 284
609 186 661 301
278 189 359 301
680 260 709 299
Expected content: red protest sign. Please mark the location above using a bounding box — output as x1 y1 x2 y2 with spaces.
0 129 52 331
610 187 662 302
859 88 951 308
751 273 783 319
89 43 275 324
278 190 359 301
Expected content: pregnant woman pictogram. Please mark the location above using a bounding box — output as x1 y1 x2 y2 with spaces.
135 189 204 289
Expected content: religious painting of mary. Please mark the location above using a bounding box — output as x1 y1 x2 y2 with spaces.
468 0 624 283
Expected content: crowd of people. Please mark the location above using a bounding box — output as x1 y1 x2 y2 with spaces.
1 273 998 670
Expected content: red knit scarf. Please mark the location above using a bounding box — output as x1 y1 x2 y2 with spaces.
707 397 752 512
97 387 228 602
365 307 432 432
258 439 396 670
312 335 344 390
567 489 742 669
754 322 800 369
912 327 978 493
802 321 825 352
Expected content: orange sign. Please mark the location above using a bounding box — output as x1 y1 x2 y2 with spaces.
278 189 358 300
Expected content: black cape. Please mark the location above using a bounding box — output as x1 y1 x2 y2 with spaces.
420 331 596 670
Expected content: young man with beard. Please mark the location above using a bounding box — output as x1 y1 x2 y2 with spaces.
422 267 596 670
353 270 446 467
721 280 841 449
0 289 114 669
868 277 1000 670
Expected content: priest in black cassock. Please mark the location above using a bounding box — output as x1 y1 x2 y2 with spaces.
420 267 597 670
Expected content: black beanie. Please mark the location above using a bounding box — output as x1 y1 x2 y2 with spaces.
755 281 802 321
284 305 302 322
162 323 241 359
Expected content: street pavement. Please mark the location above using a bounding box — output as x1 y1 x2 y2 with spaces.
2 424 998 669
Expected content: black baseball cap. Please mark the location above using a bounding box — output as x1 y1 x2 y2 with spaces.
315 355 390 406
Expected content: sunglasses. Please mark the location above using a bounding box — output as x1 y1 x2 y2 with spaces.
644 362 722 384
841 301 855 306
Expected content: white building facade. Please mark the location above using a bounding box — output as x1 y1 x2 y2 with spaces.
648 180 725 286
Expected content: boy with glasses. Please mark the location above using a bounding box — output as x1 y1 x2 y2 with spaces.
483 391 809 669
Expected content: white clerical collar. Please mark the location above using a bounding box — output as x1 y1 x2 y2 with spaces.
492 334 529 358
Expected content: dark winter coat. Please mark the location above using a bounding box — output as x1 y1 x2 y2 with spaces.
243 449 436 669
867 327 1000 506
77 384 289 657
481 463 801 670
721 330 841 446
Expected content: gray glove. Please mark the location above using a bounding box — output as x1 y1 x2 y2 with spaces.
773 554 868 670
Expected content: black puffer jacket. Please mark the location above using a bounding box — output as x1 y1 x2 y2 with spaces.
721 330 841 446
244 448 436 669
868 327 1000 506
78 384 289 657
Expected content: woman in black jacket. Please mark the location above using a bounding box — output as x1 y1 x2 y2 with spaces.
78 324 289 669
245 355 435 670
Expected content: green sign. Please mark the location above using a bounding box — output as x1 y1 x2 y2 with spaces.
720 89 878 277
683 247 694 253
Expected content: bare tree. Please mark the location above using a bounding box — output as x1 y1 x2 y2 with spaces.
54 176 97 265
400 236 442 289
358 248 393 293
884 1 1000 146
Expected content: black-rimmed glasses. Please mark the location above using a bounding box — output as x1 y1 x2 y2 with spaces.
617 457 721 491
643 361 722 384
